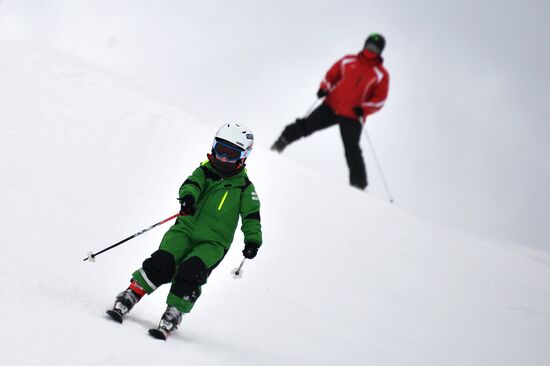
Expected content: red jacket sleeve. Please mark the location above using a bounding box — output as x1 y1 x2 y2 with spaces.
319 57 346 91
361 67 389 117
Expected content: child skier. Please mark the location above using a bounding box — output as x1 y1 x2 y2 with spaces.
107 122 262 340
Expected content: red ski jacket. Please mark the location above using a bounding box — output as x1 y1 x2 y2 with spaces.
320 49 389 122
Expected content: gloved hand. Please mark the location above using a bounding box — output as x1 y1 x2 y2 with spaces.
179 194 196 216
317 88 328 98
352 106 364 118
242 243 260 259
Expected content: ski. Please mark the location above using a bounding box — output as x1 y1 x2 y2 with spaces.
106 309 123 323
106 310 172 340
148 328 168 340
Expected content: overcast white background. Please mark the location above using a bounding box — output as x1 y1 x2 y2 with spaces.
1 0 548 250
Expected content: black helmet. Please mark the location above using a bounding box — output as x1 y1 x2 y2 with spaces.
364 33 386 55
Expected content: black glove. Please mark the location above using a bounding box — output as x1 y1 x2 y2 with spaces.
179 194 196 216
352 106 364 118
317 88 328 98
242 243 260 259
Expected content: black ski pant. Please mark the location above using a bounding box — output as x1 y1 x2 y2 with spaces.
280 103 368 189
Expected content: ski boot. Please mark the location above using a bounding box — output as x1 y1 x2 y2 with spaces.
148 306 183 340
106 281 144 323
270 135 289 153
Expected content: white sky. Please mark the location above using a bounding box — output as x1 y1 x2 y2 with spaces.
1 0 548 250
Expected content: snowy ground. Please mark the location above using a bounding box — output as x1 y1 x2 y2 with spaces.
0 41 549 365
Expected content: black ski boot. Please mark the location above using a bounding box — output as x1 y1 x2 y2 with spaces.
106 288 142 323
271 135 289 153
148 306 183 340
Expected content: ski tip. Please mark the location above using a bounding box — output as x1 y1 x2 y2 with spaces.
148 328 167 340
106 309 123 324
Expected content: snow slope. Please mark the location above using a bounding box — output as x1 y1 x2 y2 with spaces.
0 41 549 366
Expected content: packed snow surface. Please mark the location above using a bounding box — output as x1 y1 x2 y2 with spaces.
1 42 549 365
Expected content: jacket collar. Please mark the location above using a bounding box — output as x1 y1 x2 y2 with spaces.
358 49 383 64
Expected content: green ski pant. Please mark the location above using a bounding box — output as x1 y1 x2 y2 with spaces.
132 223 226 313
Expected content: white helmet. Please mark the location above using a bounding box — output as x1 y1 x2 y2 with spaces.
213 122 254 160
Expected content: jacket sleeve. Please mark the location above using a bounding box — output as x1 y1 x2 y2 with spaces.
240 180 262 247
178 166 206 201
361 68 389 117
319 57 345 91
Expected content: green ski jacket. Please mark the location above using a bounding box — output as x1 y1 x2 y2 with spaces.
176 161 262 249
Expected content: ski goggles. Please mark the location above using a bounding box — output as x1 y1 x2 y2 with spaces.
212 139 246 162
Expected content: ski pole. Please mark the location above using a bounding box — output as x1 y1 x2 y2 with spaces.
361 117 394 203
231 258 246 279
83 213 180 262
304 98 321 118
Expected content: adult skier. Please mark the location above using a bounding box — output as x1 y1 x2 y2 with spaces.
271 33 390 190
107 123 262 340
